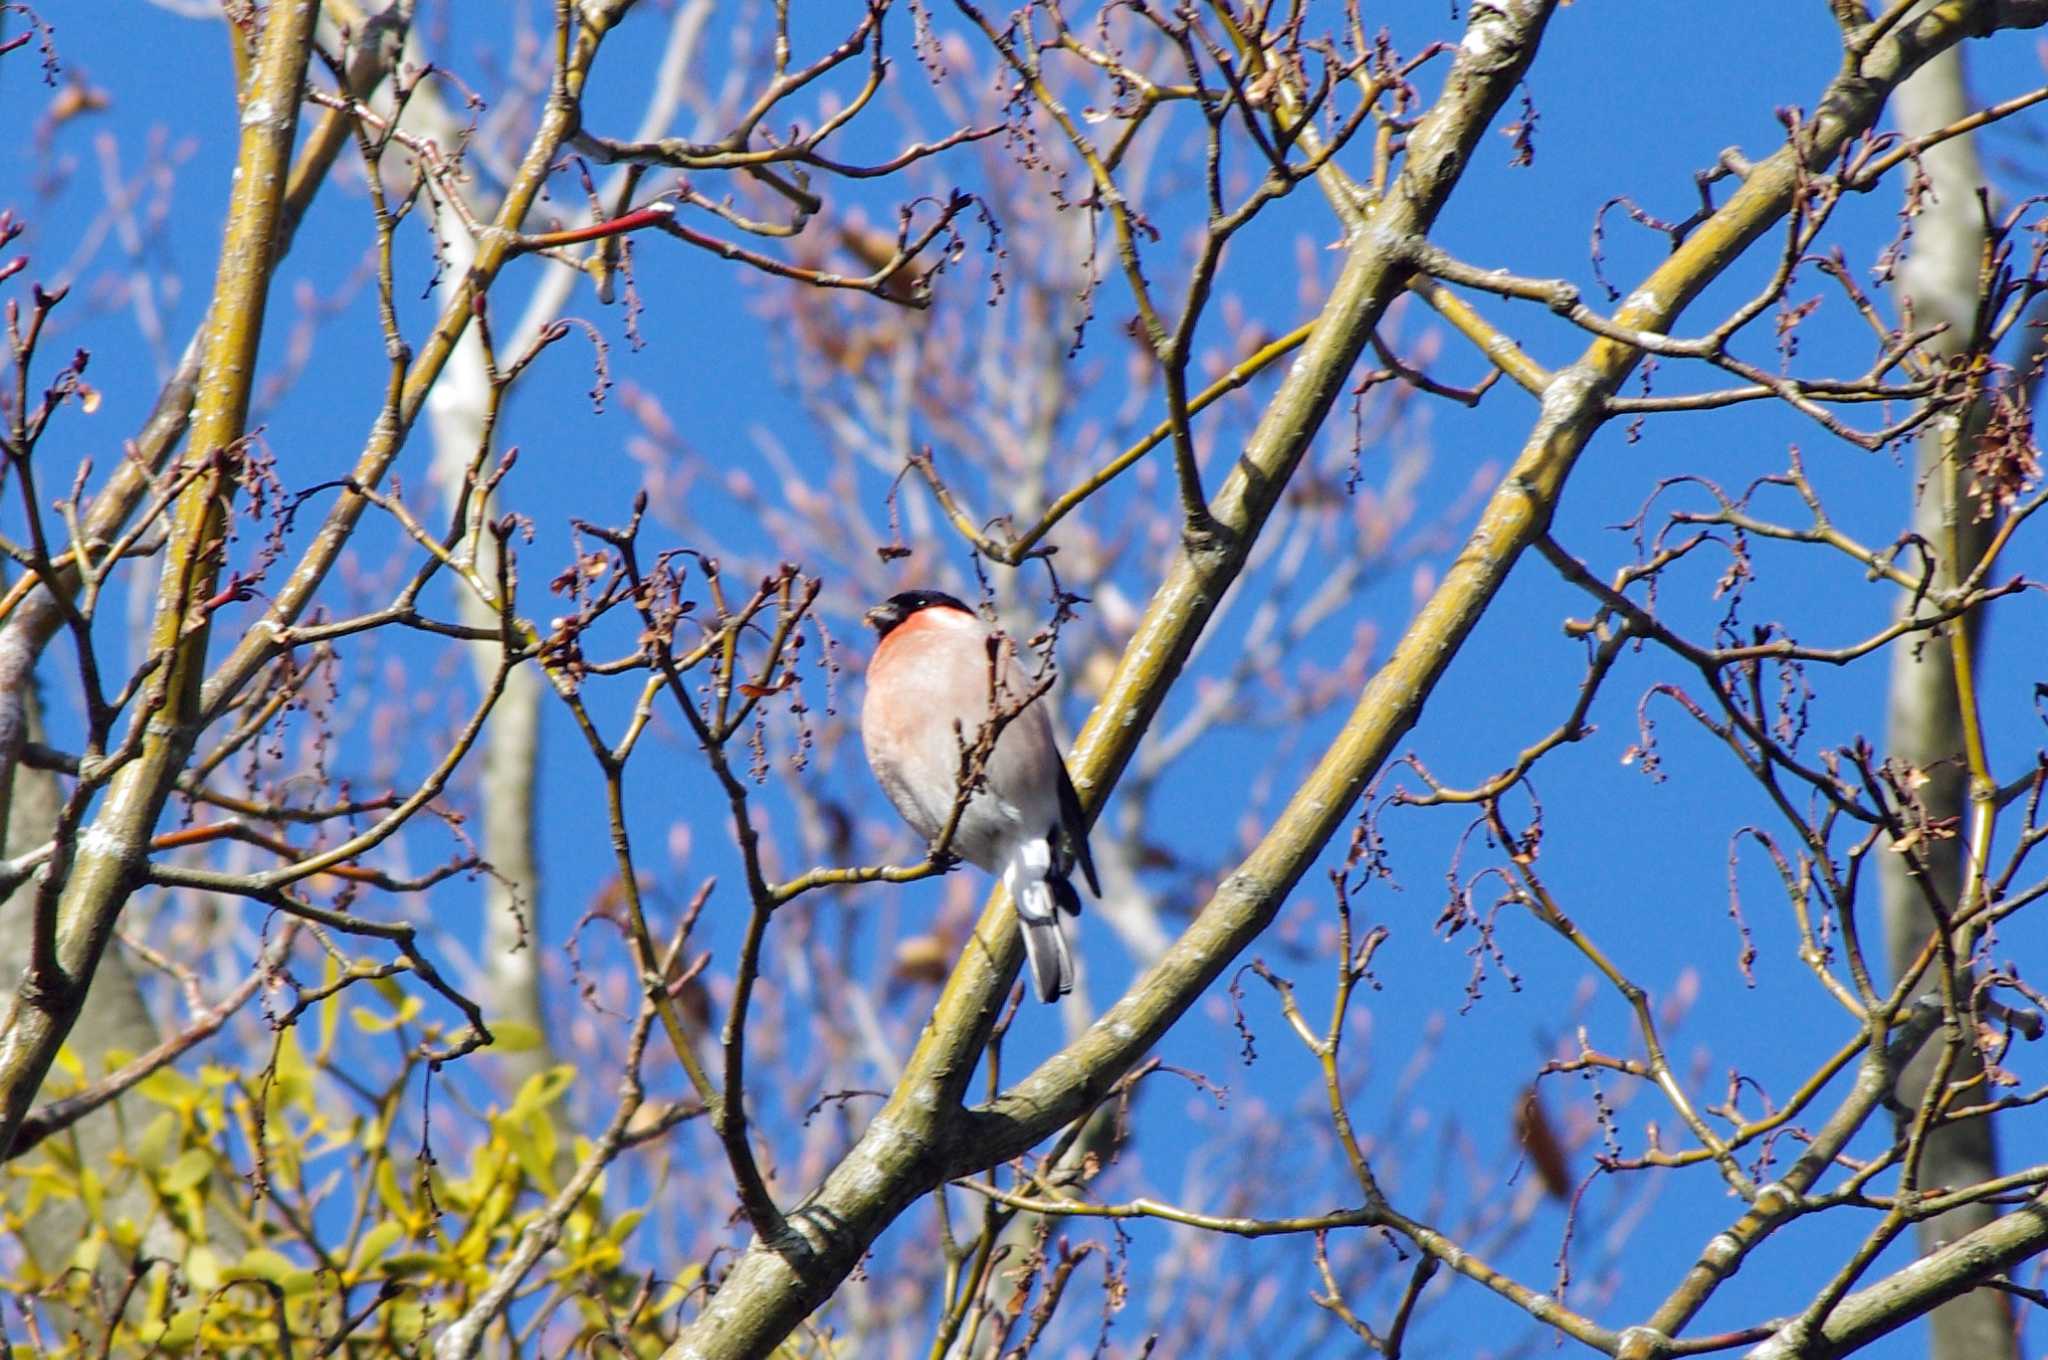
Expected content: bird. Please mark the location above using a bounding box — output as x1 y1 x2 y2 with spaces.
861 589 1098 1002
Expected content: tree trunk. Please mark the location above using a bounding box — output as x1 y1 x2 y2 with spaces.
0 664 171 1331
1880 26 2016 1360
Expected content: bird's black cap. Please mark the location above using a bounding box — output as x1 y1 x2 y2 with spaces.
865 589 973 636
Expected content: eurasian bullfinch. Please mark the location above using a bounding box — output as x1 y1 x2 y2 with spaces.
861 590 1098 1001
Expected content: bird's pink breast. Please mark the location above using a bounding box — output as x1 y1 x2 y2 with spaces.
861 608 1062 870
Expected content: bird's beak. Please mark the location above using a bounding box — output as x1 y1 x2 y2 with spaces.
863 603 895 632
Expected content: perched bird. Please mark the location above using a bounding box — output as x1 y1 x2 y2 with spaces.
861 590 1098 1001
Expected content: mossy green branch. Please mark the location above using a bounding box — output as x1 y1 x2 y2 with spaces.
971 0 2048 1185
659 3 1560 1355
200 0 643 718
0 0 322 1160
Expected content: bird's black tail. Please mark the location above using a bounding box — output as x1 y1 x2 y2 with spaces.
1017 875 1080 1002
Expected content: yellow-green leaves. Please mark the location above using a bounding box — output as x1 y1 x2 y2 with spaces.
491 1020 545 1052
159 1147 213 1195
351 993 423 1034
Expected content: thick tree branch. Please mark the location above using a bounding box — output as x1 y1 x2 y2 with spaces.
0 0 322 1160
1742 1195 2048 1359
1880 14 2016 1360
659 2 1559 1353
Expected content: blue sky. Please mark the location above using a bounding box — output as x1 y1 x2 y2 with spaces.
6 1 2048 1355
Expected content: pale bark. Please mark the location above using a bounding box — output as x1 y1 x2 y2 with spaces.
1743 1195 2048 1359
0 0 324 1160
660 2 1559 1350
1881 27 2015 1360
0 668 166 1326
661 6 2048 1354
415 0 710 1090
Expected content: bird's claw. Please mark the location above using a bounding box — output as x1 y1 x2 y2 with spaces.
926 848 963 873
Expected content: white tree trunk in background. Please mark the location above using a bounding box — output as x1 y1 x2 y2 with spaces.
1882 27 2015 1360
